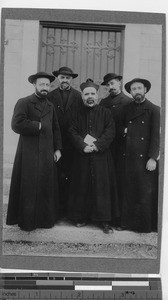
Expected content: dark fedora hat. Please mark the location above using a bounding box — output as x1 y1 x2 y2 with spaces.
80 78 99 91
28 72 55 84
101 73 122 85
52 66 78 78
124 78 151 94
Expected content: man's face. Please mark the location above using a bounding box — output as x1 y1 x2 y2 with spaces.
57 74 73 90
34 78 50 98
130 82 146 103
105 78 121 96
82 87 98 108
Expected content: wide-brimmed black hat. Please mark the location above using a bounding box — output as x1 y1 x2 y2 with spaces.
80 79 99 91
101 73 122 85
52 67 78 78
28 72 55 84
124 78 151 94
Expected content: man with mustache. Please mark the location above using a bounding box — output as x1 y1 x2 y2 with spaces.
68 79 118 234
6 72 62 231
100 74 132 230
48 67 83 220
117 78 160 233
100 73 132 121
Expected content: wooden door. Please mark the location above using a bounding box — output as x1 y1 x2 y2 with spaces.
39 22 125 100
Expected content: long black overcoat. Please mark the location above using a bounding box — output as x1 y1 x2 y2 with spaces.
117 99 160 232
48 87 83 214
100 92 132 224
48 87 83 151
6 94 62 231
100 92 132 120
100 92 132 158
68 104 118 223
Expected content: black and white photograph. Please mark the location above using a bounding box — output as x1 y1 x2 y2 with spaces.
0 6 165 273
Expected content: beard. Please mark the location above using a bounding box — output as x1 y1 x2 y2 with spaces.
60 82 70 90
134 93 145 103
84 98 97 107
36 89 48 98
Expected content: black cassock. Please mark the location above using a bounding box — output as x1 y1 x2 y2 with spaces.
68 104 118 223
6 94 62 231
48 87 83 216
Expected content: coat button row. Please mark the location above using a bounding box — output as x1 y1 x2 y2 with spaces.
122 153 143 157
128 120 145 124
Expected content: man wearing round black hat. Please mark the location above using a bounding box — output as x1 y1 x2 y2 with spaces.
68 79 118 234
6 72 62 231
118 78 160 233
100 73 132 119
100 74 132 229
48 67 83 220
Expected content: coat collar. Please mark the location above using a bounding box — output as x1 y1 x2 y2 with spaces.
128 99 151 120
102 92 126 106
30 93 52 117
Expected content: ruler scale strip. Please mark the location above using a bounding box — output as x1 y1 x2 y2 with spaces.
0 274 162 299
0 290 162 299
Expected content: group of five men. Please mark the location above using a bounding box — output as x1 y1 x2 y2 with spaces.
6 66 160 234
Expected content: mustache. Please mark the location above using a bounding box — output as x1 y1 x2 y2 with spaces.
109 89 116 94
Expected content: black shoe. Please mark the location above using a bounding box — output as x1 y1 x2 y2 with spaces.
114 225 127 231
19 226 33 232
75 222 86 228
102 223 114 234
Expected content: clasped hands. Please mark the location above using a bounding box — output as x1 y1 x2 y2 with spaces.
83 143 98 153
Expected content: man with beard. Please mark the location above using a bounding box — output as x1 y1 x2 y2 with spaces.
100 74 132 229
48 67 83 219
118 78 160 233
68 79 118 234
6 72 62 231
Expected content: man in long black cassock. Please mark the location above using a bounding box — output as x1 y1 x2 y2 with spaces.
100 73 132 230
118 78 160 233
68 79 118 234
48 67 83 219
6 72 62 231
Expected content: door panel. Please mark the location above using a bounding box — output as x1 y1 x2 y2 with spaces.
39 23 124 100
